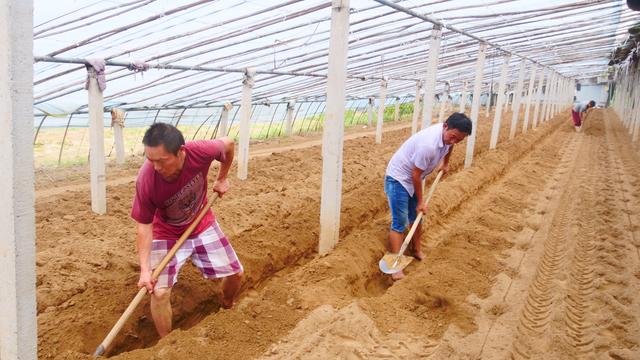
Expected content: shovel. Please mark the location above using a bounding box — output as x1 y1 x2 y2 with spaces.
379 170 444 274
93 193 219 358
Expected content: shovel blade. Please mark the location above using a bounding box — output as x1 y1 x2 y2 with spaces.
379 253 413 274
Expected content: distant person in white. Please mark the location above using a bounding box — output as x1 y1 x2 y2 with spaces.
384 112 472 280
571 100 595 132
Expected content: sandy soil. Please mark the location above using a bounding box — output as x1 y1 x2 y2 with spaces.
34 109 640 359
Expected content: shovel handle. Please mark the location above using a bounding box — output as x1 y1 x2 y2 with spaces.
393 170 444 266
93 193 219 357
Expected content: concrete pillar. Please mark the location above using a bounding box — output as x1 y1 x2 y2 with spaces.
367 97 374 127
411 81 422 134
464 42 487 169
218 102 232 139
522 64 538 134
0 1 37 358
394 97 400 122
509 60 526 139
438 82 450 123
319 0 350 255
285 100 295 137
459 81 467 113
532 67 546 129
548 74 558 118
549 72 560 119
485 84 491 118
421 25 442 129
110 108 125 165
541 71 554 123
540 72 550 123
489 54 511 149
237 68 255 180
375 78 388 144
87 67 107 214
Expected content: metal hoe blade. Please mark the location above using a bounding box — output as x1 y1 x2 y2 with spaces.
379 253 414 274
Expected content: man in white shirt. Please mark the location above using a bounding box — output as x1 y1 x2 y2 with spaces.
384 112 472 280
571 100 595 131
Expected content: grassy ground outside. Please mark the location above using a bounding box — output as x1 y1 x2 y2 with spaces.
34 104 416 168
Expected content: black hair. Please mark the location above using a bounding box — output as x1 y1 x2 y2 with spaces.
445 112 473 134
142 123 185 155
588 100 596 107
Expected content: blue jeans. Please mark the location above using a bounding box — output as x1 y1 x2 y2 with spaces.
384 176 418 233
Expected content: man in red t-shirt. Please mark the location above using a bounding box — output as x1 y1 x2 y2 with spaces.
131 123 243 337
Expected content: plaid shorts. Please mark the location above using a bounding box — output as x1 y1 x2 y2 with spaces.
150 222 243 289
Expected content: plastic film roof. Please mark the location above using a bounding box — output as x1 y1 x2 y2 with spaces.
33 0 640 114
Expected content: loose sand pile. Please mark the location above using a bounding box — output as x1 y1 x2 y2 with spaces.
35 109 640 359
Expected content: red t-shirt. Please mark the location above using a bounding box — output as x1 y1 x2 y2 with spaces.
131 140 226 240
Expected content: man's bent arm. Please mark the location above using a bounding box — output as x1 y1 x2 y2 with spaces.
217 137 235 181
136 222 154 291
412 166 424 207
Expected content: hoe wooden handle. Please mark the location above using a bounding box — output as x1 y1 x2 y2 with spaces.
394 170 444 266
93 193 219 358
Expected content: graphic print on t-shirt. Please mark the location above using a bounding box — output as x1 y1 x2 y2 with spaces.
162 172 205 226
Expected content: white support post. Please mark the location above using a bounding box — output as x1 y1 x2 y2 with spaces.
532 67 546 129
522 64 538 133
110 109 126 165
0 1 37 358
485 84 491 118
411 81 422 134
459 81 467 113
375 78 388 144
285 100 295 137
319 0 349 255
509 60 526 139
394 97 400 122
540 73 550 123
632 95 639 142
438 82 450 123
464 42 487 169
218 102 232 139
541 71 554 123
631 71 640 139
367 97 374 127
548 74 558 118
489 54 511 150
421 25 442 129
87 67 107 215
237 68 255 180
549 72 560 120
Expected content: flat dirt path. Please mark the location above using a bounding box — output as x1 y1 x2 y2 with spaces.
35 109 640 359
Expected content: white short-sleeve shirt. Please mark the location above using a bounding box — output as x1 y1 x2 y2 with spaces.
386 123 451 196
573 102 588 113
